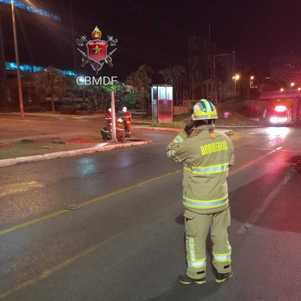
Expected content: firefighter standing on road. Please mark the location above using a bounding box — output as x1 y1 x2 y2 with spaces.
122 106 132 137
101 108 113 141
101 108 126 142
167 99 234 285
104 108 112 128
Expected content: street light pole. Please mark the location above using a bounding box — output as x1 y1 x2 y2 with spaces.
232 74 240 97
234 80 237 96
111 91 117 143
11 0 25 118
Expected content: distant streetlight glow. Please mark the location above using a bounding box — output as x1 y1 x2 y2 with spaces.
298 88 301 92
290 82 295 87
249 75 255 90
24 0 34 5
232 74 240 96
280 88 285 92
0 0 61 21
232 74 240 81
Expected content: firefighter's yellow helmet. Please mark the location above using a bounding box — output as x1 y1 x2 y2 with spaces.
192 99 218 120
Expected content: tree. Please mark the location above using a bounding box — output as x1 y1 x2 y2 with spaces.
126 65 153 112
34 67 69 112
159 65 186 104
124 90 139 109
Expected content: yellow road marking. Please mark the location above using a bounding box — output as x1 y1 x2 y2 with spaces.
229 147 281 176
0 148 282 299
0 181 44 198
0 209 68 237
0 244 99 299
0 170 181 238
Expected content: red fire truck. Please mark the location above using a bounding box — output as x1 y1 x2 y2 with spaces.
260 90 301 125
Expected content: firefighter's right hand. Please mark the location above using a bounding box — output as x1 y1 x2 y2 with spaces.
184 120 194 136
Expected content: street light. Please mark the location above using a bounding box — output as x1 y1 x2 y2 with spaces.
10 0 24 118
290 82 295 87
232 74 240 81
232 73 240 96
280 88 285 92
249 75 255 89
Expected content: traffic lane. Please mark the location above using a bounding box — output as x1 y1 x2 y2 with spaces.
0 171 183 297
0 132 175 188
0 147 295 300
94 151 301 301
0 144 279 228
159 146 301 301
0 127 288 228
0 141 179 227
3 159 300 301
1 205 184 301
228 147 296 235
223 173 301 301
242 126 298 150
0 129 242 227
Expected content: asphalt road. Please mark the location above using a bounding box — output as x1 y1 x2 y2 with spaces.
0 127 301 301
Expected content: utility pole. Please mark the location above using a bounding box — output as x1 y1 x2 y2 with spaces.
111 91 117 142
232 50 236 74
0 8 7 107
11 0 25 118
69 0 76 70
208 24 213 80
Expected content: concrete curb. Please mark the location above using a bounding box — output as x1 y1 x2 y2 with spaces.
216 125 263 129
134 125 261 131
133 126 236 136
0 140 151 168
134 126 180 132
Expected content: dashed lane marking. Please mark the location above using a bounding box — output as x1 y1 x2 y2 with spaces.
0 244 99 300
229 147 282 176
0 181 44 199
237 172 291 235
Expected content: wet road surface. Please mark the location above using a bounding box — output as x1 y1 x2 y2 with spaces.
0 127 301 300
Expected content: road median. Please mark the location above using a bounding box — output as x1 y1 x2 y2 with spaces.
0 140 151 168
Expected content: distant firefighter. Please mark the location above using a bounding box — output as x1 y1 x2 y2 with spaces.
122 106 132 137
101 108 125 142
104 108 112 128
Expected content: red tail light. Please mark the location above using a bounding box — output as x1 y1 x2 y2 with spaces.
274 105 287 112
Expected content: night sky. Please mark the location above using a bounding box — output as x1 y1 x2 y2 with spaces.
1 0 301 79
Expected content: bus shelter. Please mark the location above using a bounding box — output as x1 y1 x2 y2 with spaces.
151 85 173 123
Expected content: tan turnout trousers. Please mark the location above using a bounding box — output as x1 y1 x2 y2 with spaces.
184 208 232 279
